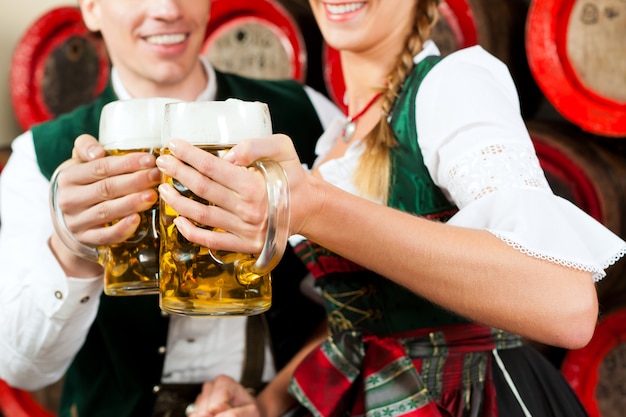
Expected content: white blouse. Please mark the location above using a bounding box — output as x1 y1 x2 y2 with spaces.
311 41 626 282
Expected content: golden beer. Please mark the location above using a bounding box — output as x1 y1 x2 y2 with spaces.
98 97 181 295
159 100 287 316
159 145 272 316
101 147 160 296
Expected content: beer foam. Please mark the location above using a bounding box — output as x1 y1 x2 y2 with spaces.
100 97 182 150
162 99 272 146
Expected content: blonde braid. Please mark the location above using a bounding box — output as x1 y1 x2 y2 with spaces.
354 0 440 202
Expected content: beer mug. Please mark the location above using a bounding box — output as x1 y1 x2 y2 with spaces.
50 97 180 296
159 99 289 316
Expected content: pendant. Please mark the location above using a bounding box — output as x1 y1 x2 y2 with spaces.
342 121 356 142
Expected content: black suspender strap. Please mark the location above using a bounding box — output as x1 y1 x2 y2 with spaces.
239 314 268 394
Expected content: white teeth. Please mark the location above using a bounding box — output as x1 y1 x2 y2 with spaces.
145 33 186 45
326 2 365 15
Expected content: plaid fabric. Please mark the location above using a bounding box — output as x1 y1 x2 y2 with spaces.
289 325 522 417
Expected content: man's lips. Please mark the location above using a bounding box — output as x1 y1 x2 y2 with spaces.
144 33 188 45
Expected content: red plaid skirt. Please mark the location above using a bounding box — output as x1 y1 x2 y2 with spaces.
289 324 522 417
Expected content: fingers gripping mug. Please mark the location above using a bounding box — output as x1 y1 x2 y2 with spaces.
159 99 290 316
50 97 180 296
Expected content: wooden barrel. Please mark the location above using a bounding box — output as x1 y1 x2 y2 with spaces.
9 6 110 131
526 0 626 137
527 120 626 309
426 0 478 56
203 0 306 82
0 150 9 172
323 0 540 116
561 308 626 417
0 380 55 417
274 0 329 97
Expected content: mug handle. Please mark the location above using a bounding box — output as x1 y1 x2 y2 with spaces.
49 161 101 262
236 159 290 283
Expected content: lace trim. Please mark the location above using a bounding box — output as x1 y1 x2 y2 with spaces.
489 230 626 282
446 143 551 208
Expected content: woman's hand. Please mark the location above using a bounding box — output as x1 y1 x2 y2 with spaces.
156 135 316 254
223 134 316 237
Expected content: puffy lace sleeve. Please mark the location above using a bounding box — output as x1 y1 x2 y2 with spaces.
416 46 626 281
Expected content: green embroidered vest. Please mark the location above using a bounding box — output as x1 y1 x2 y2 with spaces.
303 57 469 336
388 56 458 218
31 71 326 417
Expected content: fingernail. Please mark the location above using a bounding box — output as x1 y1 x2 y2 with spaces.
124 213 140 226
140 154 155 167
148 168 162 182
156 155 171 169
87 146 99 160
141 190 157 203
173 217 189 233
158 184 170 196
222 149 236 162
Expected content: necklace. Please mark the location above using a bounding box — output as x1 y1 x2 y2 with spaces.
341 92 383 142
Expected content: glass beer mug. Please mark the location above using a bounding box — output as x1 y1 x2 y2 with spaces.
159 99 289 316
50 97 180 295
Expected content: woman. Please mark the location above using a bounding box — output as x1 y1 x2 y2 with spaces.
156 0 626 416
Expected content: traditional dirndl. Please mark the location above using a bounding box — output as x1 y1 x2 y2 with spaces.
289 324 589 417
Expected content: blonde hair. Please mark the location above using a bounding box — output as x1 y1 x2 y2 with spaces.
354 0 440 203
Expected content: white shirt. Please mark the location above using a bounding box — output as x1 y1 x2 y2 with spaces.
0 58 342 390
293 41 626 281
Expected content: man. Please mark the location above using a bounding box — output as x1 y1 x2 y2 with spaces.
0 1 339 416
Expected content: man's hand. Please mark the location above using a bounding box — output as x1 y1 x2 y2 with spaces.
187 375 261 417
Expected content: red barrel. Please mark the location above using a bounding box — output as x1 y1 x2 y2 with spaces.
10 6 110 131
526 0 626 137
274 0 329 97
0 380 54 417
203 0 306 82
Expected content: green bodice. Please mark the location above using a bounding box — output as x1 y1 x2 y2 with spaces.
301 56 469 335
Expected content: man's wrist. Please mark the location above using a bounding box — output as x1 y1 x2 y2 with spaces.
49 234 103 278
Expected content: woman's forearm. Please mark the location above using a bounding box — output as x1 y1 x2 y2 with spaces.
299 178 597 348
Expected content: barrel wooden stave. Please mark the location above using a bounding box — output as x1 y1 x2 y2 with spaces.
526 0 626 137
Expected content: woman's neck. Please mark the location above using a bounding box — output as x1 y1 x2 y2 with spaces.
340 51 390 114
